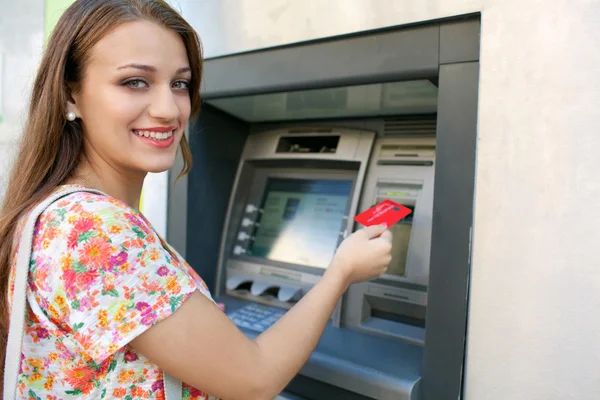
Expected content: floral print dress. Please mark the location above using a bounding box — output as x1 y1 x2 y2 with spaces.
9 185 214 399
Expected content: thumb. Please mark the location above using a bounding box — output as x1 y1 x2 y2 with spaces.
362 223 388 239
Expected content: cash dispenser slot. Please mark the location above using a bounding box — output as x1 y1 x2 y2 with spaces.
354 283 428 344
362 291 427 344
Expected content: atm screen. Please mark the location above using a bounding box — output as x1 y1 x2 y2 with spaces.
247 178 353 269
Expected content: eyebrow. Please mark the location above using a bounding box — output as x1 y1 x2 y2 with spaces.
117 63 191 74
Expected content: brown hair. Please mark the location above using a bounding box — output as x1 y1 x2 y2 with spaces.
0 0 201 382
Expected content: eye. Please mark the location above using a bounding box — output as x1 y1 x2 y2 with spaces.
123 79 148 89
172 80 190 90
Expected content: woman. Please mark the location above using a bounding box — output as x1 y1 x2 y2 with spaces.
0 1 393 399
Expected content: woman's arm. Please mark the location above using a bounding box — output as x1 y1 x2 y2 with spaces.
131 224 392 400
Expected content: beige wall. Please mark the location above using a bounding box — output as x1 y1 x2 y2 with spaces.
467 1 600 398
0 0 44 200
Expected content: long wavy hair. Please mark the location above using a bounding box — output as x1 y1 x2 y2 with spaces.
0 0 202 383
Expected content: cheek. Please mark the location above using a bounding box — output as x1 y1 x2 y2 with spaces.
103 91 147 127
79 91 144 163
82 87 146 131
177 96 192 122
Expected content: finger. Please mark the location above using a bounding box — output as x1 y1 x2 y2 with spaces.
379 230 393 243
362 223 388 239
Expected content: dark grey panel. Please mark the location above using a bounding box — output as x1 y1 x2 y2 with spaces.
167 144 188 256
185 106 248 292
286 375 373 400
439 18 481 64
420 62 479 400
202 25 440 98
277 392 310 400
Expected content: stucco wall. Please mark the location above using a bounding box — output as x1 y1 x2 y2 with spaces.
466 1 600 398
0 0 44 201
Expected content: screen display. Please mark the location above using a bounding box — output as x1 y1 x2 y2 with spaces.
387 221 412 277
247 178 353 269
379 201 415 278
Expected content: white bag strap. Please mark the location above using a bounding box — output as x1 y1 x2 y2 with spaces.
3 187 182 400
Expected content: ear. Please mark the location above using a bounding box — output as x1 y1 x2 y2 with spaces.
66 100 80 118
66 83 81 118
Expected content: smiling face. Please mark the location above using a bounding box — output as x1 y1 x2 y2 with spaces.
68 20 192 176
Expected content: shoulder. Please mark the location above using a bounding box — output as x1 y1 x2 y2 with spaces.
39 188 150 236
20 188 203 364
31 187 156 259
42 188 135 224
27 186 198 301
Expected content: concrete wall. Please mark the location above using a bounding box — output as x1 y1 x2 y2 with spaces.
0 0 74 198
467 1 600 399
0 0 44 201
175 0 600 399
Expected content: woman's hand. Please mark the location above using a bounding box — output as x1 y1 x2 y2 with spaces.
330 224 393 285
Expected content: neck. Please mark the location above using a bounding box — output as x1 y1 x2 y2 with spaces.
67 155 146 210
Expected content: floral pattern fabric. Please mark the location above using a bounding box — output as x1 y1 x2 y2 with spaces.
9 186 213 399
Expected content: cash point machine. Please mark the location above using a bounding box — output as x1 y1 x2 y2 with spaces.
220 127 435 345
169 18 480 400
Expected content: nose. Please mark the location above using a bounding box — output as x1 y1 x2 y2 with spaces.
147 85 179 122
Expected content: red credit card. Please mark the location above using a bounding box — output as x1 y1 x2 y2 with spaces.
354 199 412 228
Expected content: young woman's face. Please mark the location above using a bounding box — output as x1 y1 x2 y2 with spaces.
69 20 192 176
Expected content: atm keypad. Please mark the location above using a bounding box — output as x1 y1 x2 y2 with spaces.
227 303 285 333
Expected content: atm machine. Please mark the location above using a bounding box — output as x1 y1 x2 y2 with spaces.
169 17 480 400
218 124 435 399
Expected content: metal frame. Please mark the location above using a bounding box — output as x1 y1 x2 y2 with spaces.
420 61 480 400
169 16 481 400
200 24 439 99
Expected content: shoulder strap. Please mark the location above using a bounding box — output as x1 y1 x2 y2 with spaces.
164 372 183 400
3 187 182 400
3 187 104 399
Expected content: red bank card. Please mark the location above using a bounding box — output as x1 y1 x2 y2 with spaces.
354 199 412 228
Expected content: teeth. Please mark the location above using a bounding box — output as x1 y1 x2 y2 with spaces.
134 130 174 140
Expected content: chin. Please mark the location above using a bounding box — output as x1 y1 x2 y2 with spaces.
144 166 173 174
139 157 177 174
144 163 175 174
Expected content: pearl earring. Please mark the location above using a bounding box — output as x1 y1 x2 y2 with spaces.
66 112 76 121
